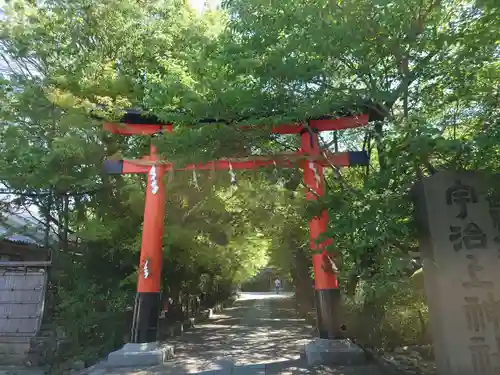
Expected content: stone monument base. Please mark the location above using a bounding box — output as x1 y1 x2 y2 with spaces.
107 342 174 367
304 338 366 366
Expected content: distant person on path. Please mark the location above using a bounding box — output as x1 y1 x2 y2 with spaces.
274 278 281 294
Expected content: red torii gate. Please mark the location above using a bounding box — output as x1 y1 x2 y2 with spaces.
103 111 370 344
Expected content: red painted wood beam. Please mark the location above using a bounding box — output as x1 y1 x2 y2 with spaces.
102 114 369 136
104 151 369 175
270 114 369 134
103 123 173 135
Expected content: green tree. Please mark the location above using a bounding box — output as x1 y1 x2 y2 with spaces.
1 0 499 357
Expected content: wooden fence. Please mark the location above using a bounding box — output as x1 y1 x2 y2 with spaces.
0 266 47 365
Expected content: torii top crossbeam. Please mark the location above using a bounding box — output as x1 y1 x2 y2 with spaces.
103 111 371 173
103 111 369 136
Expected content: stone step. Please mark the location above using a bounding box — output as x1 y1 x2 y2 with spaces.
35 330 54 338
0 342 31 357
0 337 32 344
0 353 30 366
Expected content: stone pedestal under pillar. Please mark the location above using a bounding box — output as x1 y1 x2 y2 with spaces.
107 342 174 367
304 338 366 366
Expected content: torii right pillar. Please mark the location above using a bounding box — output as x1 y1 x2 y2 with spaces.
301 129 365 366
301 130 342 339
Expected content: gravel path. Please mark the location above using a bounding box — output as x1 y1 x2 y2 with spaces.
89 293 384 375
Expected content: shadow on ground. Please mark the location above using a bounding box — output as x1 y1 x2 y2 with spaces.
159 294 312 372
96 293 383 375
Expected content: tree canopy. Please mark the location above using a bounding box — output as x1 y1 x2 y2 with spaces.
0 0 499 362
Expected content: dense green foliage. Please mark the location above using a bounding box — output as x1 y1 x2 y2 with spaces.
0 0 499 361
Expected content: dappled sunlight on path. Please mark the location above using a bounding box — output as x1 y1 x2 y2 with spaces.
159 292 311 371
95 293 383 375
235 292 295 301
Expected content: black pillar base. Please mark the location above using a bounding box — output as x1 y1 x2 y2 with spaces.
315 288 345 339
130 292 161 343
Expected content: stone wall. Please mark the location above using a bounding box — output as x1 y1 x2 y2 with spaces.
412 171 500 375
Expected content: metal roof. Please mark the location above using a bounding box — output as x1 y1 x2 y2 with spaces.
0 210 51 247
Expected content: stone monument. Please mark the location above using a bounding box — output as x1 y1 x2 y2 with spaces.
412 171 500 375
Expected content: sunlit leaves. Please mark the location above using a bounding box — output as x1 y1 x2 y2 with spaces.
0 0 499 349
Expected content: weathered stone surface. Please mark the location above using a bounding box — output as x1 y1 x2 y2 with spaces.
232 363 266 375
86 369 106 375
106 342 174 367
0 367 46 375
71 360 86 370
304 338 366 366
412 171 500 374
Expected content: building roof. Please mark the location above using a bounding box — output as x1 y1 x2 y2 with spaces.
0 209 51 247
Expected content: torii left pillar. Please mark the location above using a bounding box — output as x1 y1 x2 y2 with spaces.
131 144 165 343
108 144 174 367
